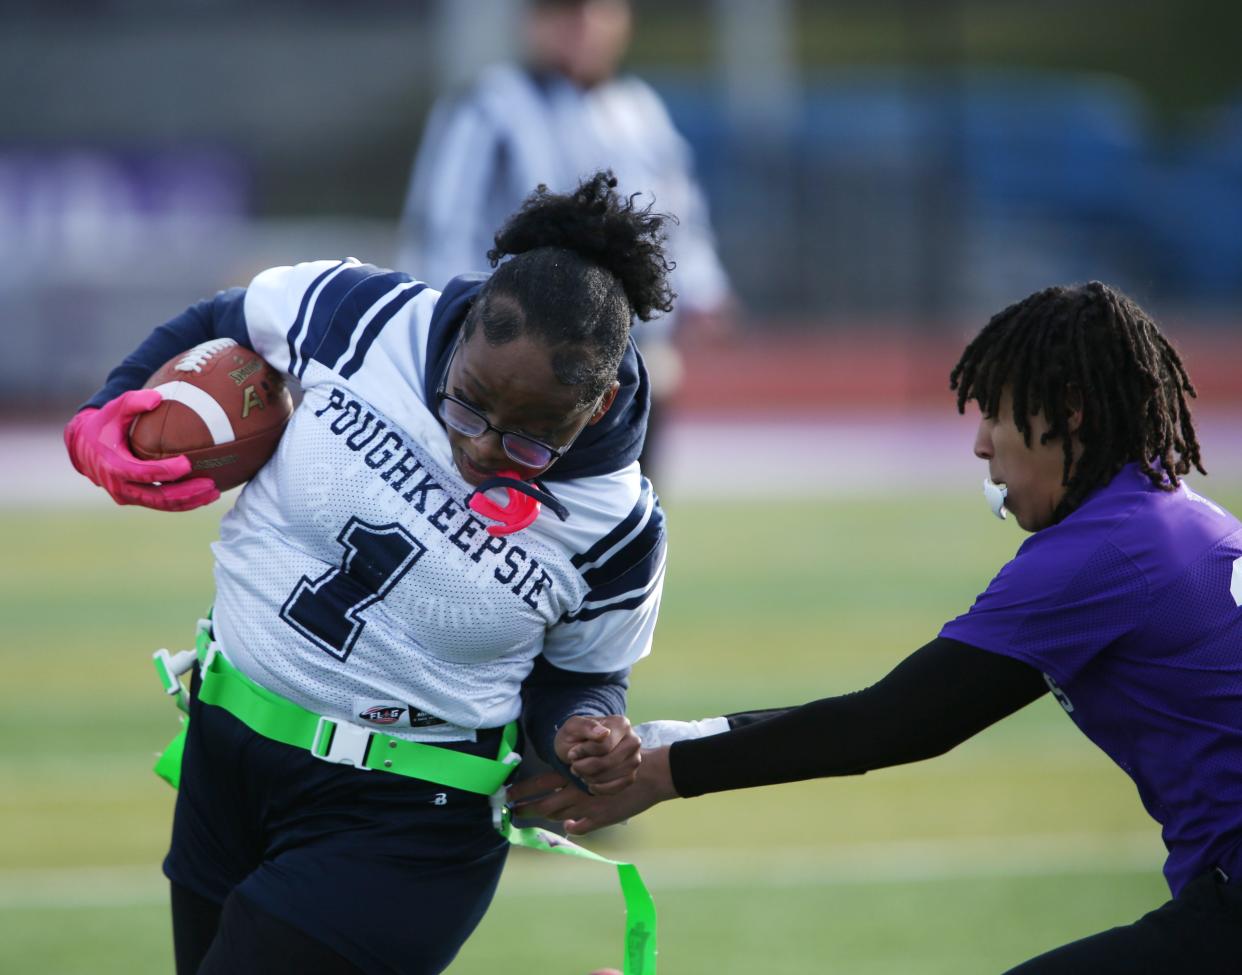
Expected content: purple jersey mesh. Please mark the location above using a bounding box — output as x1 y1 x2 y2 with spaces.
941 464 1242 894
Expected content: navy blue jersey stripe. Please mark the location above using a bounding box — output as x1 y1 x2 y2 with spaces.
570 479 653 570
305 266 404 376
581 534 666 603
339 283 427 379
297 264 392 379
561 579 662 624
581 500 665 589
286 261 347 376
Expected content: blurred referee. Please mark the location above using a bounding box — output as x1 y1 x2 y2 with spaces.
397 0 734 475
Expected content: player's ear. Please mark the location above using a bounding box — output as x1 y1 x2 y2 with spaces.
1065 386 1084 435
588 380 621 425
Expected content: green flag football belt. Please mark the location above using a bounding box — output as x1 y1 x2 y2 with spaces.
151 617 658 975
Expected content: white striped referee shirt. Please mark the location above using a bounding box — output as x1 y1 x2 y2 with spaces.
397 63 730 338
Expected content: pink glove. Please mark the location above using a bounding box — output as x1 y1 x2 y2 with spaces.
64 389 220 511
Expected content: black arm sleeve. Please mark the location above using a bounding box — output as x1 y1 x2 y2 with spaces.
520 655 629 780
83 288 252 410
669 637 1047 798
724 707 794 729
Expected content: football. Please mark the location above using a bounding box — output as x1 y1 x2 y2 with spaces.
129 338 293 491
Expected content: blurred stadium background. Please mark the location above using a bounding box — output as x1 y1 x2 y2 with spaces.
2 1 1240 972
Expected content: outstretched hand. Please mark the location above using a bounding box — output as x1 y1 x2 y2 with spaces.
64 390 219 511
508 746 677 834
554 714 641 796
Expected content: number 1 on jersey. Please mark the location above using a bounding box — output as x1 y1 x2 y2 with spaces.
281 518 426 661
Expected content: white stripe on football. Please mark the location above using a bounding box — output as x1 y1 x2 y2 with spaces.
149 380 237 446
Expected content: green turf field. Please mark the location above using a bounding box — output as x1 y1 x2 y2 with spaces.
3 485 1238 973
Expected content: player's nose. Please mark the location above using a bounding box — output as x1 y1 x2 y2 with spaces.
973 418 994 460
472 430 511 471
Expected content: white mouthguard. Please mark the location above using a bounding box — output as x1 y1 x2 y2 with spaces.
983 478 1008 520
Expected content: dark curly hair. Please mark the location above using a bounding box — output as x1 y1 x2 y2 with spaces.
950 281 1204 522
463 170 676 405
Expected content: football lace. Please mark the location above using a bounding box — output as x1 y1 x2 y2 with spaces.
174 338 239 373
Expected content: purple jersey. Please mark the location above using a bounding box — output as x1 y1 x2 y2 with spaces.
941 463 1242 895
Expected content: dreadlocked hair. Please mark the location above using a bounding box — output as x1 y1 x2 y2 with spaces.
949 281 1204 522
464 170 676 405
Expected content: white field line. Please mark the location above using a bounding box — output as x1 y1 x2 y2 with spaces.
0 831 1163 911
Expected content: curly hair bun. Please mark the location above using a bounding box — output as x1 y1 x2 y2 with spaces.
487 170 676 322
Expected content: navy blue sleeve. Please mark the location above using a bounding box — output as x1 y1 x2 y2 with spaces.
82 288 252 410
520 655 629 780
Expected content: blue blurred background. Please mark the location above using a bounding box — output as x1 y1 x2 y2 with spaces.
4 0 1241 415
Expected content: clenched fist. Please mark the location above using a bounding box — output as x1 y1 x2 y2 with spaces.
553 714 641 795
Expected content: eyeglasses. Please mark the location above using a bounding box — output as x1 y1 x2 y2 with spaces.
438 393 571 469
436 336 588 469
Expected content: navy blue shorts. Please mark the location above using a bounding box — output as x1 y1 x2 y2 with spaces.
164 672 511 975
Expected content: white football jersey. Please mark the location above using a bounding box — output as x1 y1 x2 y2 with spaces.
210 259 666 741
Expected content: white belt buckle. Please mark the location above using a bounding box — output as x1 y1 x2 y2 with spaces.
153 648 197 712
312 716 373 769
490 750 523 829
